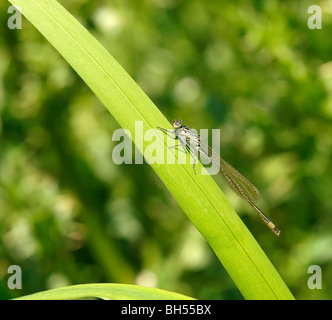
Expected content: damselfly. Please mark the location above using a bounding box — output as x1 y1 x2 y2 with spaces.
157 120 280 236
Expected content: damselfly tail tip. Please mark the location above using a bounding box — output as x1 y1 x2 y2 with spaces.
273 227 281 236
253 204 281 236
267 222 281 236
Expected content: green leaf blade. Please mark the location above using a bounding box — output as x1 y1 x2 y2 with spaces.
14 284 195 300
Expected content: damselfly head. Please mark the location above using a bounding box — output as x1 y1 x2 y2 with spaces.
172 120 183 129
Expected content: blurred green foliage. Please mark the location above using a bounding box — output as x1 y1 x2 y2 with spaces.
0 0 332 299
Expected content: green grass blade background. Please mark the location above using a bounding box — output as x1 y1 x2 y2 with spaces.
8 0 294 299
15 284 195 300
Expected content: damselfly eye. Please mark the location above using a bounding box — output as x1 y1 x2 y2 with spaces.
173 120 182 129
